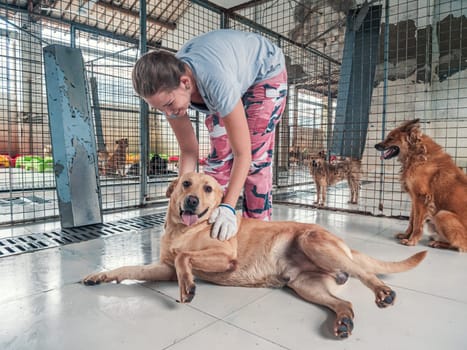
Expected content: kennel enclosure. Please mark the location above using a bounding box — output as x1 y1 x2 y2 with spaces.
0 0 465 229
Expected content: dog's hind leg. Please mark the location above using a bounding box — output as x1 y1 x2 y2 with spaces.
82 263 176 285
287 272 354 338
297 231 397 309
428 210 467 252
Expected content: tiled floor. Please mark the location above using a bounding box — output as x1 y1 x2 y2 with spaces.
1 205 466 350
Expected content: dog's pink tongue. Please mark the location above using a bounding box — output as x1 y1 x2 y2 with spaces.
182 213 198 226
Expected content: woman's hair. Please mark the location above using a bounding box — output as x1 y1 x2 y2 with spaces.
132 50 186 98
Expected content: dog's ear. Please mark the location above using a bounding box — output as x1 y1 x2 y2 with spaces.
166 178 179 198
403 119 422 145
400 119 420 132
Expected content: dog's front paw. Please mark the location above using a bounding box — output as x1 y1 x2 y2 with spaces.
399 238 417 246
375 288 396 308
82 272 119 285
178 282 196 303
177 273 196 303
395 232 410 240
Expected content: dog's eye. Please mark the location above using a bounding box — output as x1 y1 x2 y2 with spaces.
182 180 191 188
204 185 212 193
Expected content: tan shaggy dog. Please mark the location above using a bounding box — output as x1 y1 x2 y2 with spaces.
106 138 128 176
310 156 362 206
375 119 467 252
83 172 427 339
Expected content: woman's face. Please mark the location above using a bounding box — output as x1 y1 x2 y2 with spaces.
144 80 191 118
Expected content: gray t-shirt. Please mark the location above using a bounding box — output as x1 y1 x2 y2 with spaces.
175 29 285 117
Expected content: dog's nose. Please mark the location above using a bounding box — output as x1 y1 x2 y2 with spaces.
375 143 384 151
184 195 199 210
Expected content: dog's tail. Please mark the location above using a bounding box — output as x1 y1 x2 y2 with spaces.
351 250 427 274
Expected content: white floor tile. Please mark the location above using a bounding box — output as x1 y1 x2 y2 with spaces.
0 283 216 350
165 320 288 350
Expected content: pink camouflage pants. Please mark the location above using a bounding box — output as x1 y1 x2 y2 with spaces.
204 68 287 220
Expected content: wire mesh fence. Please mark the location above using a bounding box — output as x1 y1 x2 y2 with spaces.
0 0 466 228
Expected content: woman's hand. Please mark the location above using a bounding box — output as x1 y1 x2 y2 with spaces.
208 203 238 241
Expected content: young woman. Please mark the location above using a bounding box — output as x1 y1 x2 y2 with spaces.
132 29 287 240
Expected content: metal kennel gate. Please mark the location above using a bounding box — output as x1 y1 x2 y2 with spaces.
0 0 466 231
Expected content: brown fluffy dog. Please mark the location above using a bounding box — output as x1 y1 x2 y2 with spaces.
106 138 128 176
375 119 467 252
83 172 426 338
310 156 362 206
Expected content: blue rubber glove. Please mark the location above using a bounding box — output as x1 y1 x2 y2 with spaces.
208 203 238 241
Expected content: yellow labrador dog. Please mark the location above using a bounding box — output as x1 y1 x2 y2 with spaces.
83 172 427 339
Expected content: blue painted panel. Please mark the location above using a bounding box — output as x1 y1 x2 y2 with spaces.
43 45 102 228
332 5 382 159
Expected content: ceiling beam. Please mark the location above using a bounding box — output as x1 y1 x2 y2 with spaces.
96 1 176 30
227 0 271 13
